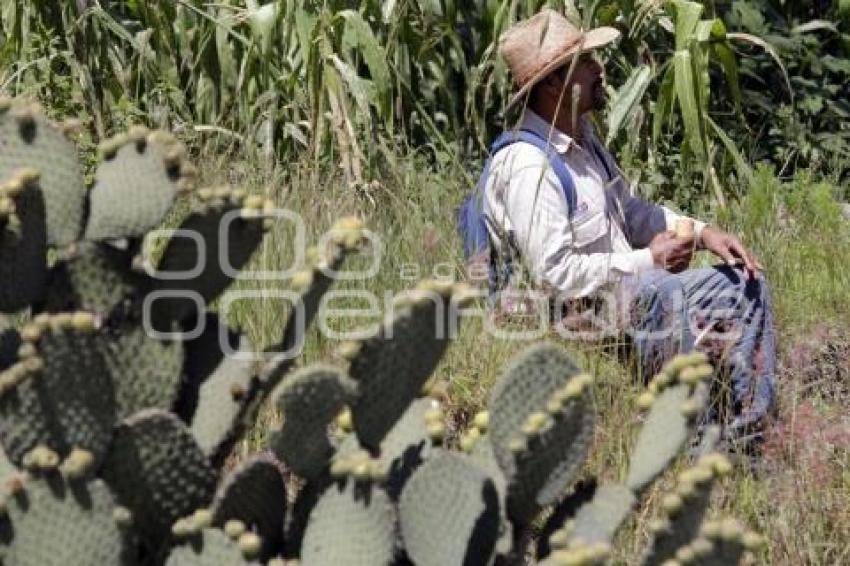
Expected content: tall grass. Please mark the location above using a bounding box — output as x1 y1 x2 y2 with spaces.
181 136 849 564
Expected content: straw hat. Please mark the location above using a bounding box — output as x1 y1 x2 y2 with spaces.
500 9 620 107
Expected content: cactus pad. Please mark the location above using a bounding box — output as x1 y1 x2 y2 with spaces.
45 242 143 317
641 455 730 566
487 343 595 524
165 528 255 566
147 189 270 330
376 398 433 500
399 452 501 566
565 483 636 546
0 169 48 312
0 313 115 467
101 409 217 546
98 322 185 419
269 365 357 479
179 315 258 456
348 281 463 449
301 480 397 566
211 453 286 557
85 128 194 240
0 100 86 245
626 383 708 494
0 476 131 566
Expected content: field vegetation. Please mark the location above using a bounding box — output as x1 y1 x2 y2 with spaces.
2 1 849 564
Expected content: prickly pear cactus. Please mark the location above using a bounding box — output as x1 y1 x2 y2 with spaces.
301 480 397 566
100 410 217 546
0 473 132 566
85 128 194 241
0 95 766 565
487 343 596 524
211 453 286 557
0 99 87 245
0 312 115 467
399 451 502 566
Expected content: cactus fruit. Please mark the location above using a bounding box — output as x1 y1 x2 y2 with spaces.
269 365 358 479
0 100 87 245
399 451 502 566
301 480 397 566
211 454 286 559
85 128 194 241
487 343 595 524
0 475 131 566
0 314 116 467
100 410 217 546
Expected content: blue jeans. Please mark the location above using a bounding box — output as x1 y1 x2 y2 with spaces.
624 265 777 443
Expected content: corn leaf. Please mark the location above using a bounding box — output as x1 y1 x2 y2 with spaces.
652 62 676 145
339 10 391 114
672 0 703 50
607 64 652 145
712 43 741 111
674 49 706 159
706 115 753 183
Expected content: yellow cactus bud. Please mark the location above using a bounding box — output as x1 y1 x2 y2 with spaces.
720 518 743 541
60 448 95 480
112 506 133 527
662 494 683 516
473 411 490 431
336 408 353 432
675 545 696 563
192 508 213 529
562 380 584 401
238 532 262 558
71 311 98 332
20 324 41 343
171 518 193 539
426 421 446 442
700 520 722 540
521 411 549 436
290 270 315 293
637 392 656 410
224 519 246 540
690 537 713 557
424 407 444 425
679 399 700 419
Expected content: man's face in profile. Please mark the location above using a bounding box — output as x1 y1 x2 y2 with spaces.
555 53 607 115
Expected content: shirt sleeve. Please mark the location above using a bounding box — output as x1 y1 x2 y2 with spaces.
585 132 708 248
488 145 655 299
623 195 707 248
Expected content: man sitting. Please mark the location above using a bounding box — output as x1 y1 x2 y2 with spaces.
479 9 776 448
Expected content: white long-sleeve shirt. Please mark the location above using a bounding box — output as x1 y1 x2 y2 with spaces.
482 111 706 298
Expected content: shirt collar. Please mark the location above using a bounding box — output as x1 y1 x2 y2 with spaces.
519 110 595 155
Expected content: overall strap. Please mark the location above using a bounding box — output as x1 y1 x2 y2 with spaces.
488 129 577 217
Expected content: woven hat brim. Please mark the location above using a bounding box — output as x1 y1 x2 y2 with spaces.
507 26 621 109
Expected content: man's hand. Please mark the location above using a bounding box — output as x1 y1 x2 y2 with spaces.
700 226 763 280
649 231 694 273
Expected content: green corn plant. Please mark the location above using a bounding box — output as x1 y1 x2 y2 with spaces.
0 96 765 564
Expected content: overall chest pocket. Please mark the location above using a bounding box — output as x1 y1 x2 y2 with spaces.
567 211 610 250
